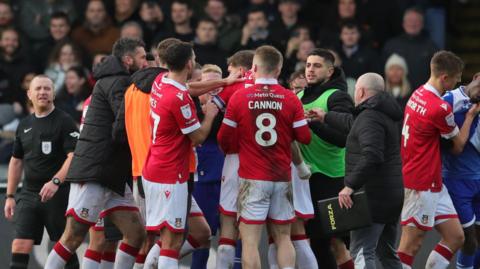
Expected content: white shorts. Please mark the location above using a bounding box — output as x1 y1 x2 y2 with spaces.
219 154 239 216
238 178 295 224
190 196 204 217
66 182 138 226
291 163 314 220
142 178 188 233
401 185 458 231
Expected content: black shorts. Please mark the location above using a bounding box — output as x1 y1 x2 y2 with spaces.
14 185 69 245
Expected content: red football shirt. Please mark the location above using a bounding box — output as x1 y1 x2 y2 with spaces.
401 83 459 192
213 71 254 154
143 75 200 184
217 78 311 181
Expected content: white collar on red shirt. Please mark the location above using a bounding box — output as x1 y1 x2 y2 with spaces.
424 83 442 98
161 75 188 91
255 78 278 85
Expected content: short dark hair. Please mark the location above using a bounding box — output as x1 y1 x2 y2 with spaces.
340 19 359 32
163 41 193 72
157 38 182 63
197 17 216 27
254 45 283 74
51 11 70 24
227 50 254 69
112 38 145 59
431 50 464 77
172 0 192 9
247 7 266 18
308 48 335 66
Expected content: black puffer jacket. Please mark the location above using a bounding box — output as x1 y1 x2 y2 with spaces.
66 56 132 195
337 92 404 223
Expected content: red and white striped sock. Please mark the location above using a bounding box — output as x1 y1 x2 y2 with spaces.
426 244 453 269
115 242 140 269
45 242 72 269
144 240 161 269
397 251 414 269
216 237 236 269
180 235 200 257
133 253 147 269
291 234 318 269
82 249 102 269
158 249 179 269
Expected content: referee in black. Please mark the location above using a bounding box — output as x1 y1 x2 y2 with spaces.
3 75 79 269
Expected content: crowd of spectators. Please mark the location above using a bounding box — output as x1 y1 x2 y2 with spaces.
0 0 450 163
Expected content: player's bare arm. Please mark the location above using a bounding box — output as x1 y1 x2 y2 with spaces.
4 157 23 220
187 71 244 97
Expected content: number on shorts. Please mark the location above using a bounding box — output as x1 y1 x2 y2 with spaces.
255 112 277 146
151 111 160 143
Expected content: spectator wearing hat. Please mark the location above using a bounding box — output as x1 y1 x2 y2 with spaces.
385 53 412 109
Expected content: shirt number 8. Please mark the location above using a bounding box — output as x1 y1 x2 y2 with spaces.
255 112 277 146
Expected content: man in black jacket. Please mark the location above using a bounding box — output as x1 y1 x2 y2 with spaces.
340 73 403 269
45 38 148 269
298 48 355 269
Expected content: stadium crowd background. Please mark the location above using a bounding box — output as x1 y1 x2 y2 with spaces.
0 0 478 268
0 0 470 158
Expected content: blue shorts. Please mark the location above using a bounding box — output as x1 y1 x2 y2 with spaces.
443 177 480 227
192 181 221 234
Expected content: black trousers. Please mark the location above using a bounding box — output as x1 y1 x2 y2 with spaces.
306 172 349 269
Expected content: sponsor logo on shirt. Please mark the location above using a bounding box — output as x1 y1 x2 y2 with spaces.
70 131 80 138
176 93 184 100
23 128 32 133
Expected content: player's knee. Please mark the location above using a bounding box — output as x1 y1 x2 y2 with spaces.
88 233 106 251
447 230 465 251
11 239 34 253
63 219 90 248
124 225 146 247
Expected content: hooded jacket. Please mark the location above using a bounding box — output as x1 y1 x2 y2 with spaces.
336 92 404 223
123 67 167 177
66 56 132 195
301 67 354 147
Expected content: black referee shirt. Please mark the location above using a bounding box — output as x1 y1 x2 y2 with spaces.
12 108 79 192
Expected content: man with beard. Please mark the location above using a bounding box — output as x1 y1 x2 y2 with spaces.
298 48 355 269
45 38 148 269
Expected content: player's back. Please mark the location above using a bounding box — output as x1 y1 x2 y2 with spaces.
228 79 308 181
402 84 458 191
144 75 198 183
